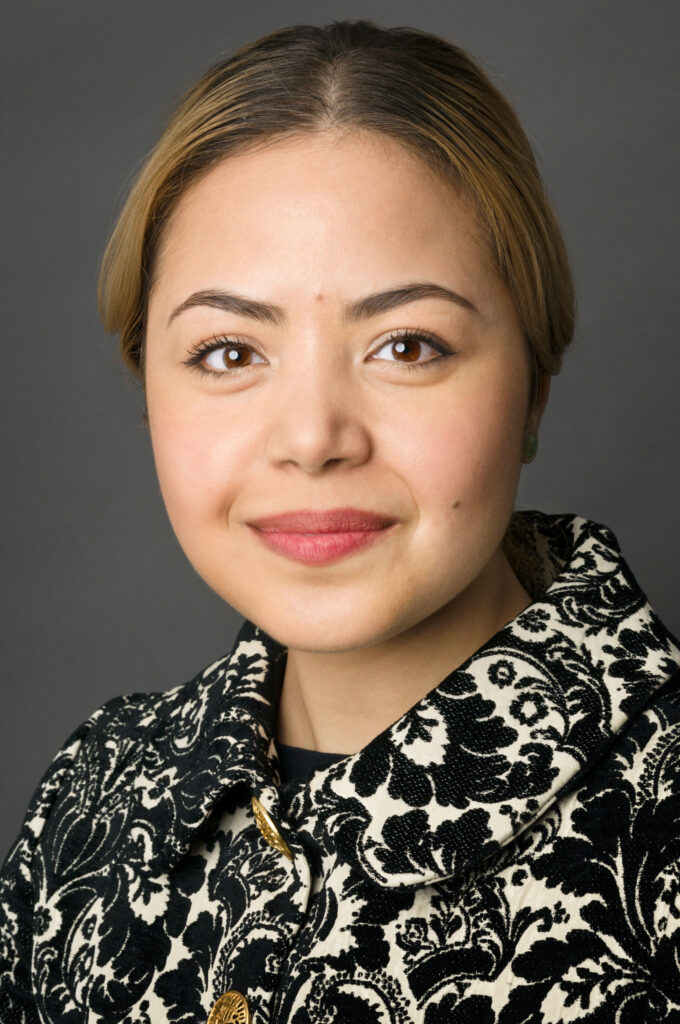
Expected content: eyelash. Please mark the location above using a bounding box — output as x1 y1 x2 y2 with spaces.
182 327 455 379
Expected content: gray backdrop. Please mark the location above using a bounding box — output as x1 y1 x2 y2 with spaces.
2 0 678 862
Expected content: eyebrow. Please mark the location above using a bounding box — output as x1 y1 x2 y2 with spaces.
166 282 479 329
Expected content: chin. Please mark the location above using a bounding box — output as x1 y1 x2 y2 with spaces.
247 602 404 655
252 585 441 656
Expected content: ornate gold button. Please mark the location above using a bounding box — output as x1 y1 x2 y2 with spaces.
207 990 251 1024
251 795 293 860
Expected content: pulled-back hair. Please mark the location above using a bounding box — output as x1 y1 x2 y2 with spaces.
98 19 575 411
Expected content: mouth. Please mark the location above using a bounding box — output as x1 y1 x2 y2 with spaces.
246 507 398 533
245 508 399 565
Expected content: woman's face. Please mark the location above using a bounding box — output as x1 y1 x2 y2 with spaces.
145 131 546 653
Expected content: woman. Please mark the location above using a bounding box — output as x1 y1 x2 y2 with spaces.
1 18 679 1024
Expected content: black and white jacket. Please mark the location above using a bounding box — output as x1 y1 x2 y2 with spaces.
2 510 680 1024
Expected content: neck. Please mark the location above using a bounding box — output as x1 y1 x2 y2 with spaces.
275 546 531 755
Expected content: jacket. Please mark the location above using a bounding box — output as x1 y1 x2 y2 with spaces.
1 509 680 1024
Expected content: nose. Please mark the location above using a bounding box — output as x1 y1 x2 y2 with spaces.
263 348 372 475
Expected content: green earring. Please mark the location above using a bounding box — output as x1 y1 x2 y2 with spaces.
521 430 538 463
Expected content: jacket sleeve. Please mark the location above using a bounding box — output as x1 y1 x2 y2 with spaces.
0 707 108 1021
649 692 680 1019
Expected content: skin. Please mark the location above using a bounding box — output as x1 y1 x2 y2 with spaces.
144 130 550 755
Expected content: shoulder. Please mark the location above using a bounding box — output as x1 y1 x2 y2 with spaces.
77 648 236 742
6 650 235 866
57 649 236 773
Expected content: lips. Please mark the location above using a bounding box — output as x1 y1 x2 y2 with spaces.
246 507 397 533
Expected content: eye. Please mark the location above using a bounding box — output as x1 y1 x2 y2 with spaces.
183 338 265 376
203 342 265 372
371 328 455 369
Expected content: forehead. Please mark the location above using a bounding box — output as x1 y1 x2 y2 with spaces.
151 130 494 298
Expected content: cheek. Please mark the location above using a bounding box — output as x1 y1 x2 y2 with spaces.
148 404 243 537
390 377 526 517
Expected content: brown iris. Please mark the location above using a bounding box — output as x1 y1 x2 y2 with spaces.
392 338 422 363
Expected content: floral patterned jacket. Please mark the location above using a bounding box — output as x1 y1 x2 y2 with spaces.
2 510 680 1024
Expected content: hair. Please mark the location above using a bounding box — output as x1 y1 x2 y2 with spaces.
98 19 575 414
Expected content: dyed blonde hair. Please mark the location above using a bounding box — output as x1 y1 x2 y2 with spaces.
98 19 575 412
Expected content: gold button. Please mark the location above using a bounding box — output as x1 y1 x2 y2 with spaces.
251 795 293 860
207 990 251 1024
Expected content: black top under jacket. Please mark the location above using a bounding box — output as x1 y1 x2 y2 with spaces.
274 743 345 784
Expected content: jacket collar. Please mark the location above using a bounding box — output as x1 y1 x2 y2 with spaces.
146 511 680 886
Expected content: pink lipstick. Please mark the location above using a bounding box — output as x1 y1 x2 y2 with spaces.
246 507 398 565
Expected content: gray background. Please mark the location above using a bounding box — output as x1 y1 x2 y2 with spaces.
2 0 678 863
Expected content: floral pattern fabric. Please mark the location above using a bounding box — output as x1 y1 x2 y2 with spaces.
1 510 680 1023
